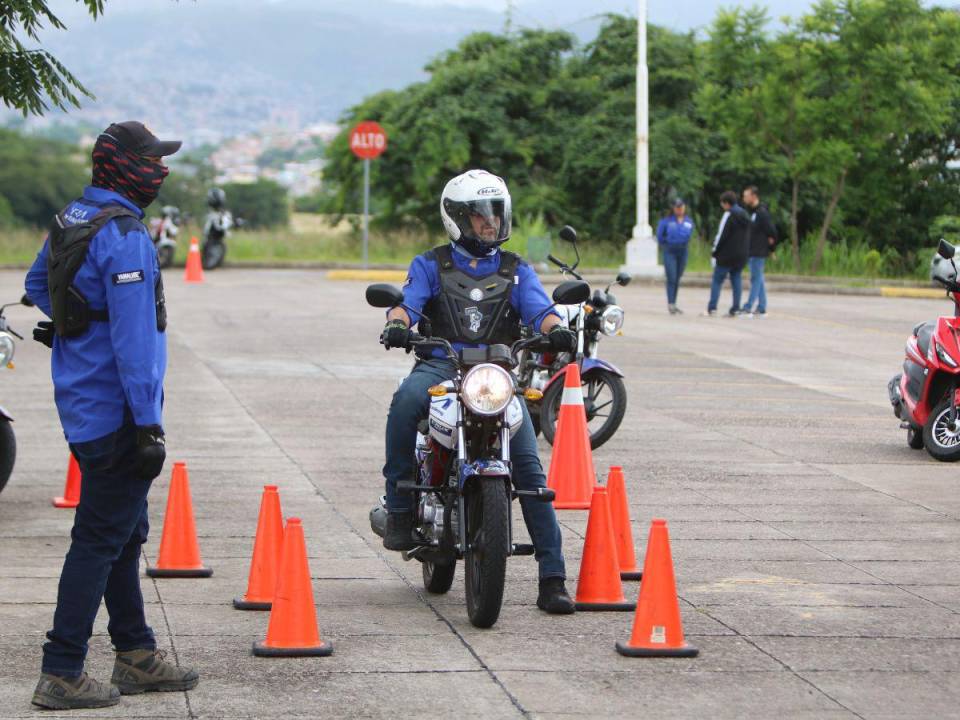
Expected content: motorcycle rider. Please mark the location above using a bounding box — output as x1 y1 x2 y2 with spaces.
380 169 577 614
202 187 232 268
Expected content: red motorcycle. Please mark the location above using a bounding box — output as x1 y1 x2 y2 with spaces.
889 239 960 461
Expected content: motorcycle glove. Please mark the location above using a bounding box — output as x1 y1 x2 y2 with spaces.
135 425 167 481
547 325 577 353
33 321 55 349
381 319 412 352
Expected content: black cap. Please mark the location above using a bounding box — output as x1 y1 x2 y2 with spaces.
100 121 181 157
673 197 686 207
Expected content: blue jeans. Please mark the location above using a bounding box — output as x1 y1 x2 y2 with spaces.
42 420 156 677
383 358 565 579
744 256 767 313
662 244 688 305
708 265 743 313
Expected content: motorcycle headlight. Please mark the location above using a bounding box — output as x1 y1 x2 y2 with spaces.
0 332 14 368
600 305 625 335
937 342 958 368
461 363 514 416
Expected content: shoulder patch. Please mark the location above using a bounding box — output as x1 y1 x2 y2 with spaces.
112 270 144 285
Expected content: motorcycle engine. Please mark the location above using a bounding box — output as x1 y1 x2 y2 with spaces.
417 494 446 544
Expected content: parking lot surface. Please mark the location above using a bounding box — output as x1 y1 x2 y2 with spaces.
1 268 959 719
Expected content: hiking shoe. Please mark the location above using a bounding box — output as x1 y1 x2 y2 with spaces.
725 309 739 318
700 309 717 317
383 511 417 551
112 649 199 695
537 577 575 614
32 673 120 710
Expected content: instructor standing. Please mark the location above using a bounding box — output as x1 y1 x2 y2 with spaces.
25 122 198 710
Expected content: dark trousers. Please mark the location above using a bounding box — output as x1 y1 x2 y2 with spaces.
383 359 565 579
663 244 688 305
708 264 743 313
42 420 156 677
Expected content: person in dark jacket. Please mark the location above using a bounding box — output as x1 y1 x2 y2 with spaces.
656 198 695 314
704 190 749 317
741 185 777 317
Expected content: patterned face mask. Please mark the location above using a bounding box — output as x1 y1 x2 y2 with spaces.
91 135 169 208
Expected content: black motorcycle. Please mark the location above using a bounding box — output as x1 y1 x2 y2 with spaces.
0 295 33 495
367 279 590 628
515 226 631 449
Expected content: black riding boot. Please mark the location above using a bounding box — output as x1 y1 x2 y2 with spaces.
383 511 416 551
537 577 575 614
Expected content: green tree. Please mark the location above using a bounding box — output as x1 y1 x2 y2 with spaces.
1 1 105 115
222 179 290 229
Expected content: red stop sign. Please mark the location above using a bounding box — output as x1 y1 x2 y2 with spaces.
350 121 387 159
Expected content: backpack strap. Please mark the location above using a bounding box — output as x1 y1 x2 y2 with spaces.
430 244 455 272
497 249 520 279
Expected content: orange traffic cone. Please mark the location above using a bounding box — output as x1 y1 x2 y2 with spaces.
52 454 81 508
183 236 204 283
607 466 642 581
574 486 635 611
234 485 284 610
546 363 595 510
616 519 698 657
253 518 333 657
146 462 212 578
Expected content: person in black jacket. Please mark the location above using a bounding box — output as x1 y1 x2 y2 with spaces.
741 185 777 317
704 190 749 317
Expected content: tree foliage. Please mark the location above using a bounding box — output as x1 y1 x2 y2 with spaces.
222 179 290 229
0 1 105 116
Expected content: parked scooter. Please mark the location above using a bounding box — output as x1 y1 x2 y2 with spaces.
889 239 960 461
149 205 180 269
515 225 630 449
0 295 34 494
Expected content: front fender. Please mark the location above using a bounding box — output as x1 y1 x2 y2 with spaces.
542 358 625 393
459 459 510 489
0 404 12 422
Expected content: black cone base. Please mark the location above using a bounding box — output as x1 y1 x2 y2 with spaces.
146 566 213 578
252 640 333 658
615 640 699 657
233 596 271 611
574 600 636 612
620 570 643 581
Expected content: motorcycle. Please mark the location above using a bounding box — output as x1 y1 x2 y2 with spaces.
202 208 233 270
888 239 960 461
515 225 630 449
149 205 180 269
0 295 33 494
366 279 590 628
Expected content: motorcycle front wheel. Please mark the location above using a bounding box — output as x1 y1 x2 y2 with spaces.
464 480 509 628
422 559 456 594
541 369 627 449
923 398 960 461
202 240 226 270
0 418 15 495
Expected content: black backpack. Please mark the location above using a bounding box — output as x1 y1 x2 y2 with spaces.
46 205 141 337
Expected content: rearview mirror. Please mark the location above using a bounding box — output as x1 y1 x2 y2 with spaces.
615 272 632 287
558 225 578 244
552 280 590 305
938 239 955 260
365 283 404 308
20 294 34 308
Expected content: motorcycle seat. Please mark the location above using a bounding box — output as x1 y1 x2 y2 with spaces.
915 320 936 357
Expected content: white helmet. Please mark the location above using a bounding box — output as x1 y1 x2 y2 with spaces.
931 244 958 288
440 169 512 257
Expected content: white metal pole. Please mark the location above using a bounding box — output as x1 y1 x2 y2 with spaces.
362 157 370 269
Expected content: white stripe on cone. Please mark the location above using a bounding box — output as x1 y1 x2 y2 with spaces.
561 385 583 406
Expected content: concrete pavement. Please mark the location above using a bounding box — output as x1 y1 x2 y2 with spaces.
1 269 959 719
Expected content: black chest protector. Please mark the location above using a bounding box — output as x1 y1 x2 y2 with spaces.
47 203 167 338
420 245 522 346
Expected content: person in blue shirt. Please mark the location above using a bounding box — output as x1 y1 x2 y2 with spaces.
25 122 199 710
656 198 695 315
379 169 576 614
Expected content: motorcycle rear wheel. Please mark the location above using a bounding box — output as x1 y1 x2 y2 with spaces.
0 418 15 495
907 425 924 450
422 559 455 594
202 241 226 270
464 481 509 628
541 369 627 449
157 245 175 269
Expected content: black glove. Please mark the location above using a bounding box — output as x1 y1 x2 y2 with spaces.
547 325 577 353
381 319 412 352
33 321 55 349
135 425 166 481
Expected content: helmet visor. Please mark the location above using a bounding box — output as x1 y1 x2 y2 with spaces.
446 198 510 247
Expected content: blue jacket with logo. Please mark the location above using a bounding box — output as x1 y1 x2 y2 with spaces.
656 215 695 246
24 186 166 443
401 243 557 357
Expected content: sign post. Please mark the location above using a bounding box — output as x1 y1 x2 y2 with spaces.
349 121 388 269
